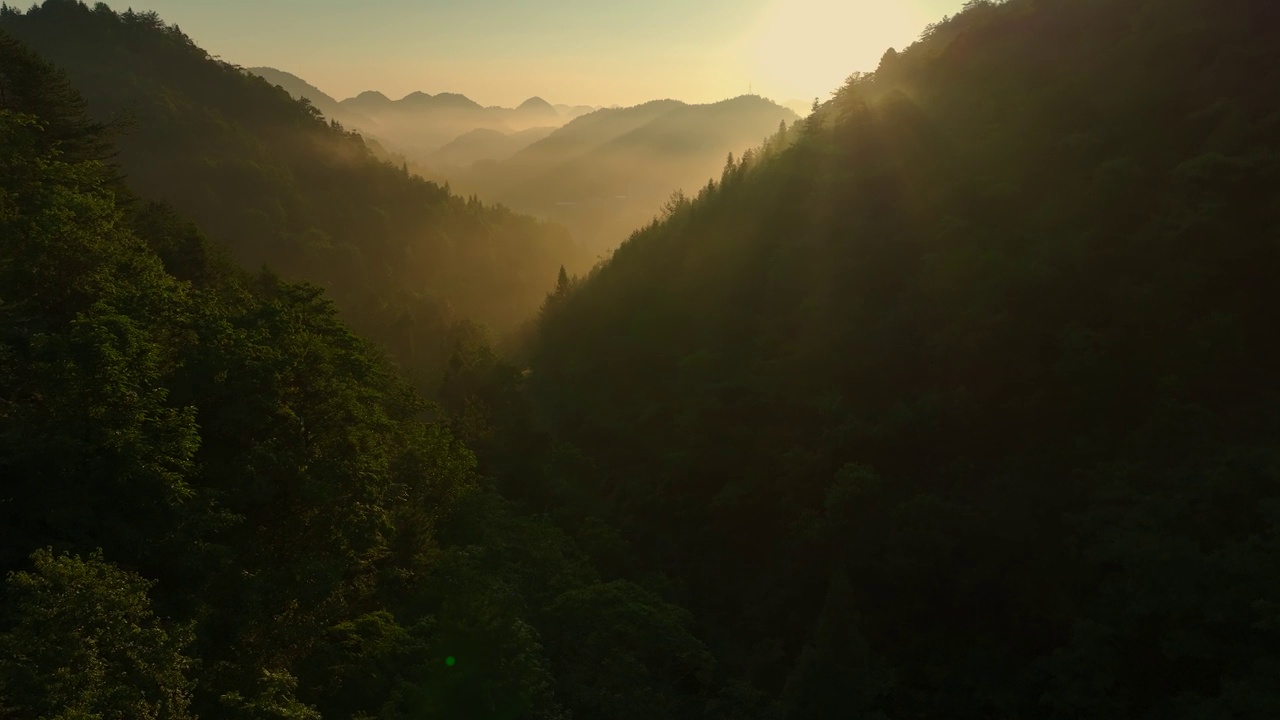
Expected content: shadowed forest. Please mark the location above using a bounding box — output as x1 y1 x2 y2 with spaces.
1 0 1279 718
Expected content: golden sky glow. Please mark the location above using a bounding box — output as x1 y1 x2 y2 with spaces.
124 0 966 106
740 0 936 103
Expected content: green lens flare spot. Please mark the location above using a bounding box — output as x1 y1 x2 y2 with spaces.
445 656 456 667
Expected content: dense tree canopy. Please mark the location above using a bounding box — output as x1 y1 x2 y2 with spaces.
528 0 1280 716
0 549 196 720
0 35 708 719
4 0 1280 717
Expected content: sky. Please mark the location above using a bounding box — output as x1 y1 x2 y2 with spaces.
123 0 969 108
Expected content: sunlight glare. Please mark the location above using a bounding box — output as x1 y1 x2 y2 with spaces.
742 0 929 102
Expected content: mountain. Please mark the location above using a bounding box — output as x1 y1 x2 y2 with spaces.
555 102 598 120
458 95 799 253
9 0 1278 718
500 99 685 171
524 0 1280 717
519 96 555 111
428 125 557 170
250 65 340 114
1 1 587 383
330 88 571 157
342 88 394 112
513 95 560 126
245 68 601 167
0 27 710 720
251 65 380 136
396 90 485 112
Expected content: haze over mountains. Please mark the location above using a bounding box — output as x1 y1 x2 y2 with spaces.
0 3 590 382
251 65 596 166
253 65 799 253
458 95 799 253
430 125 558 169
3 0 1278 719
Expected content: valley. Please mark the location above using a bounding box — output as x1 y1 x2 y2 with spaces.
1 0 1277 718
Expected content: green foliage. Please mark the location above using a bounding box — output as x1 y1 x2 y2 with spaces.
0 106 198 569
0 38 724 719
7 0 1280 717
0 64 483 717
0 29 114 164
543 580 714 720
0 549 196 720
220 670 321 720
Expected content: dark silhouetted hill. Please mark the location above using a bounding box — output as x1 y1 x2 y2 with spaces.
526 0 1280 716
1 1 588 384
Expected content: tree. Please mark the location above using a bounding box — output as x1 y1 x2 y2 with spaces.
781 571 892 719
220 670 322 720
526 0 1280 715
0 549 196 720
0 31 116 165
1 0 589 377
543 580 714 720
556 265 570 295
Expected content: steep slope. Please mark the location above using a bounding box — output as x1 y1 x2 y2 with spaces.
529 0 1280 717
0 30 714 720
249 65 342 117
249 65 382 136
460 96 798 253
1 0 587 382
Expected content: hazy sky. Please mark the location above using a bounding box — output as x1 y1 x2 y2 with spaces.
127 0 969 107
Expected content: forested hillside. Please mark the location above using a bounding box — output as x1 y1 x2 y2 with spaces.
0 34 714 720
248 65 357 126
5 0 1280 718
0 0 588 383
529 0 1280 717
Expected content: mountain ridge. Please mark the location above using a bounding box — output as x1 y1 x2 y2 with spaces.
457 94 798 252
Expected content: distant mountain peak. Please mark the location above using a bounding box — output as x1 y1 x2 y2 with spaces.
717 94 790 110
518 96 555 111
434 92 481 107
340 90 394 112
